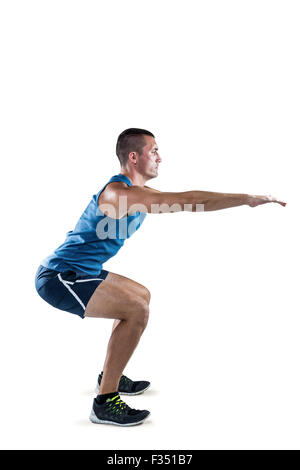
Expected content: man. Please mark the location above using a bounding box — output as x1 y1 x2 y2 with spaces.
35 128 286 427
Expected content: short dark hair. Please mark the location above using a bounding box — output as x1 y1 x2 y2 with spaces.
116 128 155 167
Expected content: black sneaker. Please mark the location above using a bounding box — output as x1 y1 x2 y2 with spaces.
89 394 150 426
95 372 150 396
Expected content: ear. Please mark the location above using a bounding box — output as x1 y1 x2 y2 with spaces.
128 151 138 166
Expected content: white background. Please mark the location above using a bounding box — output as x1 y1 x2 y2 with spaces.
0 0 299 450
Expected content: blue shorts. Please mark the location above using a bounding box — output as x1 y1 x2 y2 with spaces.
35 265 109 319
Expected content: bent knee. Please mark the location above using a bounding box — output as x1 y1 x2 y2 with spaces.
132 299 150 329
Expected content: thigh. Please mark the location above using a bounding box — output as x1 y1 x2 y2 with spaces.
84 271 149 319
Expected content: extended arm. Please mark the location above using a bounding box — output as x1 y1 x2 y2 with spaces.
144 185 161 193
99 183 286 218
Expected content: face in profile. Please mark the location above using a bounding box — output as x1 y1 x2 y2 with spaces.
137 135 162 179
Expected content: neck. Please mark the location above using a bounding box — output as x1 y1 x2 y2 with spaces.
119 169 147 187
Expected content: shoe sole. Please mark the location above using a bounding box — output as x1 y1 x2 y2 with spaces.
89 409 150 426
94 383 151 396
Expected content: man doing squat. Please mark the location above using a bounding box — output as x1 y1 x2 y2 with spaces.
35 128 286 426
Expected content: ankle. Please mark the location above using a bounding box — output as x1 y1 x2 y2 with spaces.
96 391 118 405
100 372 122 393
99 385 119 394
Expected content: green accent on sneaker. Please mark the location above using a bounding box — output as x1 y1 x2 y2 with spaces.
106 395 119 403
105 395 128 417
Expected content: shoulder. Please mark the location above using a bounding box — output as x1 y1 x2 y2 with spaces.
99 181 130 204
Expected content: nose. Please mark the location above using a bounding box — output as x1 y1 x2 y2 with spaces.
157 153 162 163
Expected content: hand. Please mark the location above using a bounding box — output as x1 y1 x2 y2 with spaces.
247 194 287 208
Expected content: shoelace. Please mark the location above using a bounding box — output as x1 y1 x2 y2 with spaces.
106 395 129 416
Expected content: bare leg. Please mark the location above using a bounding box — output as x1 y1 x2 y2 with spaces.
100 317 147 393
112 319 121 333
84 272 150 394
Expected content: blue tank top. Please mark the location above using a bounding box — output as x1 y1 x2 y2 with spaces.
40 174 147 275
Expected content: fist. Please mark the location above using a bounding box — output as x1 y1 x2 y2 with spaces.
248 194 286 208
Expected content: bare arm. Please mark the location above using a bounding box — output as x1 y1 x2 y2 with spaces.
99 183 286 218
144 185 161 193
